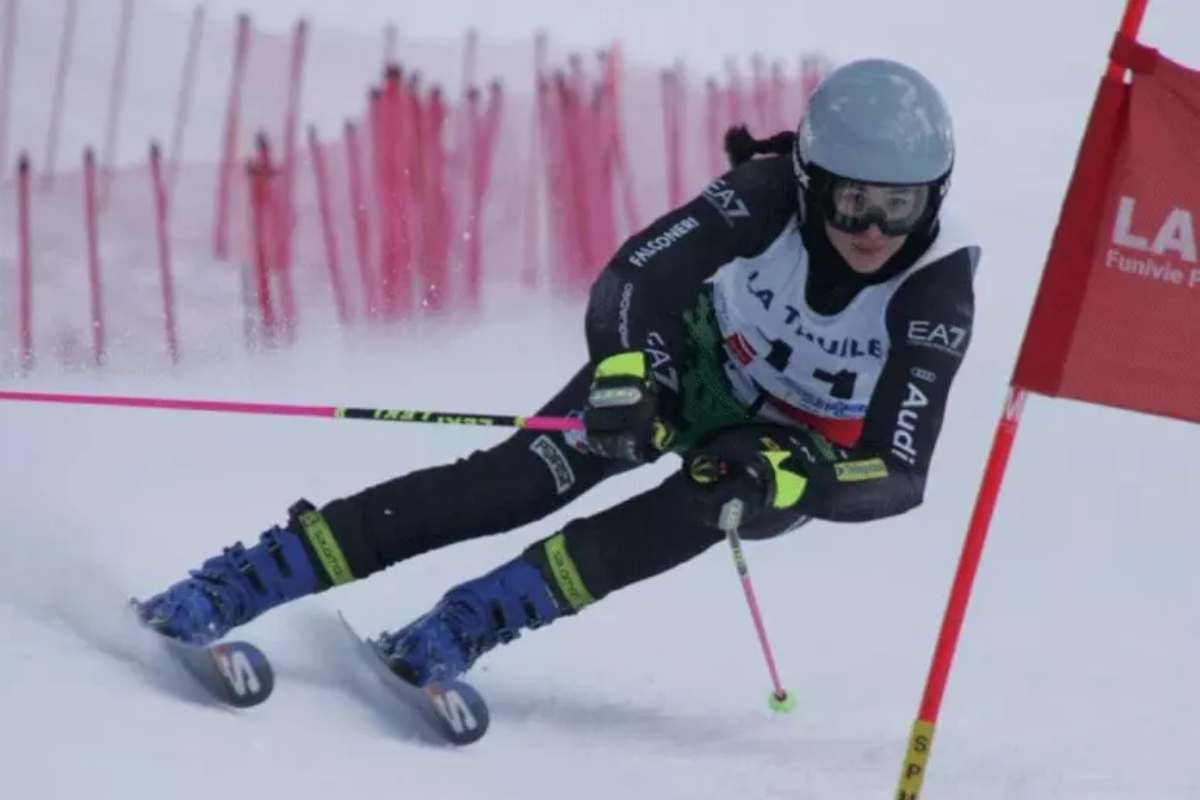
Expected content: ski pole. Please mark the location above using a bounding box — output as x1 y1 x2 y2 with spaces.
718 499 796 713
0 389 584 433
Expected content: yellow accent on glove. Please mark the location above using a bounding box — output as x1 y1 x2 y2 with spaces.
762 451 808 510
595 351 647 380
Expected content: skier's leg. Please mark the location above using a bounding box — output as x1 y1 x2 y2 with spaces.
376 464 807 685
137 365 632 645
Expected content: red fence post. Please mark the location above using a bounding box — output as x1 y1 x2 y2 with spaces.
604 46 638 241
544 72 574 291
520 31 548 289
100 0 135 202
419 85 449 311
16 153 32 369
213 13 251 259
343 119 375 318
167 4 204 202
256 133 295 339
367 86 392 317
83 148 105 366
705 79 723 178
247 149 275 343
280 18 309 275
382 23 397 69
462 85 496 310
308 125 350 323
662 68 684 210
461 28 478 103
41 0 77 189
560 71 591 290
0 0 18 183
149 143 180 364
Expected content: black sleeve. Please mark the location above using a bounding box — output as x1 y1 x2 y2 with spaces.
795 245 980 522
584 156 796 391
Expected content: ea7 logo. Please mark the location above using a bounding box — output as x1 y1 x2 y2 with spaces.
703 178 750 226
216 650 262 697
431 689 479 734
907 320 967 356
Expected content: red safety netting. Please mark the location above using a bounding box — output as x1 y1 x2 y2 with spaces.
0 0 829 374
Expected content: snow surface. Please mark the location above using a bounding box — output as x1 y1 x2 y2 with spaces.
3 1 1200 798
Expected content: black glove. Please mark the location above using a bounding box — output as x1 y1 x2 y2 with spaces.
584 351 673 463
687 437 809 531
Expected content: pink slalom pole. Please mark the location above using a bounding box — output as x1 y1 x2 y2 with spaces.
100 0 135 202
149 143 180 364
344 119 375 318
167 4 204 201
41 0 77 189
16 153 32 369
213 13 251 259
0 0 18 183
83 148 106 366
308 125 349 323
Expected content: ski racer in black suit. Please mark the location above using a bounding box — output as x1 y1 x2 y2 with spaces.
138 58 979 689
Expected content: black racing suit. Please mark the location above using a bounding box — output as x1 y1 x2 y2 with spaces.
304 154 979 613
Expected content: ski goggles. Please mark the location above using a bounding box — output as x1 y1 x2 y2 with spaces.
820 179 933 237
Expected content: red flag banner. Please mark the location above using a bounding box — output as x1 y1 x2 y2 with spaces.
1013 35 1200 422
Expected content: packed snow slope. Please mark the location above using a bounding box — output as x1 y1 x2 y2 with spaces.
3 2 1199 799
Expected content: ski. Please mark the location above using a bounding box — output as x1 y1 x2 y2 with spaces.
131 602 275 708
338 611 489 746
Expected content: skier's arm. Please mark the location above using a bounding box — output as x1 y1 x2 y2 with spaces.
791 247 979 522
584 157 796 370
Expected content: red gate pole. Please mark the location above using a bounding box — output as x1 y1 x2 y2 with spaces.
149 143 180 364
41 0 77 190
213 14 251 259
16 153 32 369
83 148 106 366
894 3 1150 797
167 4 204 202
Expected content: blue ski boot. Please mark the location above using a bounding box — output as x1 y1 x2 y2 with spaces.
376 556 562 686
136 523 321 646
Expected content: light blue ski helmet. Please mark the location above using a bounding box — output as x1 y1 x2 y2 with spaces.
793 59 954 234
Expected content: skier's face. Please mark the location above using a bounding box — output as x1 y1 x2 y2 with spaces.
825 221 908 274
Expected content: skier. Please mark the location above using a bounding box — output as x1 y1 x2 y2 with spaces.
138 58 978 688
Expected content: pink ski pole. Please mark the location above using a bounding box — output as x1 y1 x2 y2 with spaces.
0 390 583 433
718 499 797 713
